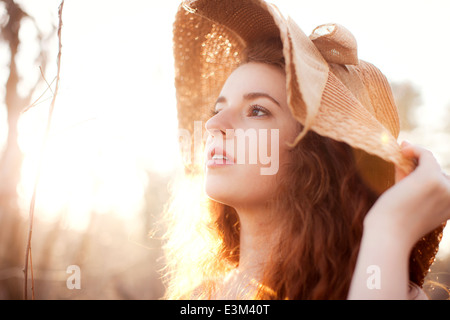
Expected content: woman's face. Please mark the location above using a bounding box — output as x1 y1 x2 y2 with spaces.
204 62 299 209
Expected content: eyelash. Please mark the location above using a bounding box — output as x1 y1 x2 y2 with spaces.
209 108 219 118
210 104 271 118
248 104 270 117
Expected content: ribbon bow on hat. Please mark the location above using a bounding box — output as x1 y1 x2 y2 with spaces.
310 23 359 66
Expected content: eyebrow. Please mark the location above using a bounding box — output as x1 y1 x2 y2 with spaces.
215 92 281 108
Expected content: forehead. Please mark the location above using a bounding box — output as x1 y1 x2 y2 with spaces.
220 62 287 102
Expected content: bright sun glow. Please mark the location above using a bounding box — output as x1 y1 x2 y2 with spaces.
14 0 182 231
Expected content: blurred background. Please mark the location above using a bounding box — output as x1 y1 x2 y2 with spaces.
0 0 449 299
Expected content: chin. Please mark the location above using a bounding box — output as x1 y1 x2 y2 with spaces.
204 181 273 210
204 178 235 205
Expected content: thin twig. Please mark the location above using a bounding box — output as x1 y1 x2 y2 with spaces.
29 247 35 300
21 76 56 114
23 0 64 300
39 66 55 96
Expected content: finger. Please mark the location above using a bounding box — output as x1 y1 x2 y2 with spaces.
394 141 415 182
400 143 440 171
394 165 408 182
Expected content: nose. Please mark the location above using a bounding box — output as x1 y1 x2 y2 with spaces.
205 108 235 139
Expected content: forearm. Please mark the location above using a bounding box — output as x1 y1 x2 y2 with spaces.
347 225 411 300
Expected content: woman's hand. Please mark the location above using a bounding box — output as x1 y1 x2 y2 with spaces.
365 141 450 250
348 142 449 299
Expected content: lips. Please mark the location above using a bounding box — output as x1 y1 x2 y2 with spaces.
206 146 235 167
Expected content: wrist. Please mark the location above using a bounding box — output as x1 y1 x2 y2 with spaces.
351 222 411 299
363 205 416 254
361 222 411 259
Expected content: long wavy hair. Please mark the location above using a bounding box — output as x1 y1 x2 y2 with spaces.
162 38 380 299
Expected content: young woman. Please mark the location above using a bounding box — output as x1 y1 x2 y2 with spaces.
163 0 449 299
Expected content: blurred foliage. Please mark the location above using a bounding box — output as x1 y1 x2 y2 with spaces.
391 81 422 132
0 0 169 299
0 0 40 300
1 168 170 299
9 170 170 300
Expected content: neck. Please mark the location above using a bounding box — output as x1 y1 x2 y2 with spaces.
213 202 280 299
234 203 279 277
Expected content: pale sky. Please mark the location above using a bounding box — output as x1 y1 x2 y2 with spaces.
1 0 449 252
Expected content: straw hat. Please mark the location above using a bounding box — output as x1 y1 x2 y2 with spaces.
173 0 443 288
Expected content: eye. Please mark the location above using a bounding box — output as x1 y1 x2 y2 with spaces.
209 108 220 118
248 104 270 117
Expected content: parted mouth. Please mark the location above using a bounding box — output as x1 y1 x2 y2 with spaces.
206 146 235 165
202 127 281 175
